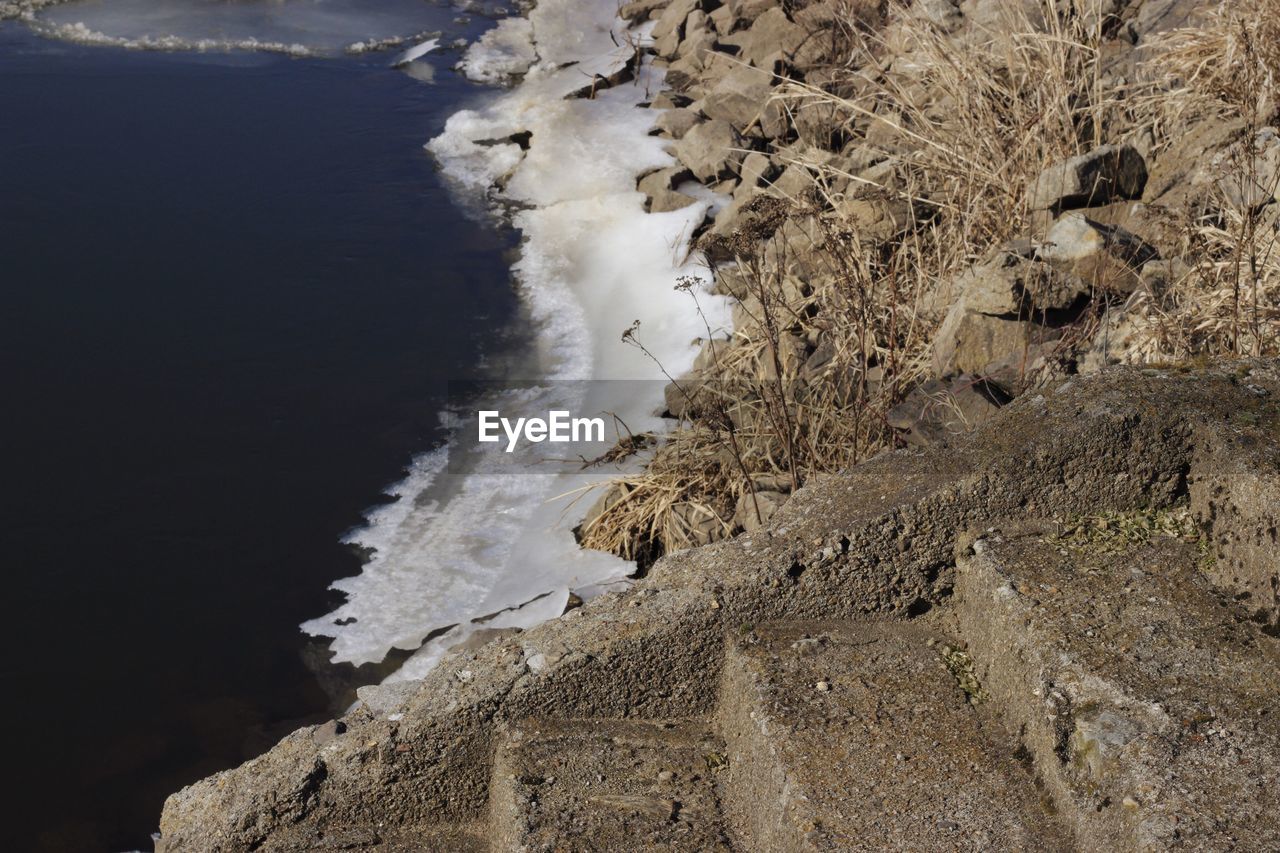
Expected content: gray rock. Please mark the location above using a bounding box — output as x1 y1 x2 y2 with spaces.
887 375 1008 447
1036 213 1158 295
653 106 699 139
1027 144 1147 211
722 7 806 67
958 250 1090 315
674 118 745 181
733 490 788 532
700 63 774 129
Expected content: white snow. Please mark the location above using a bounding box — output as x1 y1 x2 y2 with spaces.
303 1 729 674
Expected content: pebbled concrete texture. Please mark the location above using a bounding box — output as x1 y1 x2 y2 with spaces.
156 362 1280 851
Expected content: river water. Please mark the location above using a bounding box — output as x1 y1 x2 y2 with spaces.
0 12 525 848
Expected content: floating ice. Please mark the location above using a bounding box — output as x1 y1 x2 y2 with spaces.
391 36 438 67
30 0 450 56
303 2 729 672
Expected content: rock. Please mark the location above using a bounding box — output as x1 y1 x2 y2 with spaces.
957 250 1090 315
619 0 667 24
1143 116 1246 205
1211 126 1280 211
931 305 1035 377
653 107 699 139
651 0 701 44
725 0 776 27
700 63 774 130
448 627 523 654
733 489 788 532
667 501 729 548
738 151 774 188
675 118 746 181
722 7 807 67
1036 213 1158 295
910 0 963 29
580 482 630 531
829 194 920 243
638 166 698 212
766 163 815 199
1027 144 1148 211
886 376 1009 447
649 90 691 110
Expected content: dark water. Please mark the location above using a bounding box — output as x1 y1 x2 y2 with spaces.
0 25 521 851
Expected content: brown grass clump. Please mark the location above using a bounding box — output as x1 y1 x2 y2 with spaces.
1127 1 1280 360
581 0 1145 563
583 0 1280 564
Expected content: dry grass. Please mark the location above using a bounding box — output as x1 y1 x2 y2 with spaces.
583 0 1279 564
1127 1 1280 360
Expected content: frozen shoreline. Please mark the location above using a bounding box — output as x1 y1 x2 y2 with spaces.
301 0 730 681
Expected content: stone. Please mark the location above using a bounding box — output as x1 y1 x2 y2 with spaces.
1027 144 1148 211
1036 213 1158 295
931 304 1036 377
829 194 920 243
733 489 788 532
1143 116 1246 205
886 375 1009 447
700 63 774 130
738 151 773 188
638 166 698 212
650 0 701 44
957 249 1090 315
311 720 347 746
725 7 806 67
618 0 667 24
668 501 729 548
674 118 745 181
1211 126 1280 211
652 106 699 139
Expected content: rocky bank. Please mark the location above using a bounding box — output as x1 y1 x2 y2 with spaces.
156 0 1280 849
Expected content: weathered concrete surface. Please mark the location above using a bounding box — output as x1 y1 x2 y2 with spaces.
157 363 1280 851
491 718 732 851
958 525 1280 851
718 621 1070 851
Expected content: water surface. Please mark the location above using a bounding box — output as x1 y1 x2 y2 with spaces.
0 21 522 851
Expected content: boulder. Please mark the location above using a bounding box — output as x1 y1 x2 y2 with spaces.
1036 213 1158 295
733 489 788 532
829 194 920 243
651 0 702 43
619 0 668 24
653 107 699 139
1143 116 1246 205
666 501 729 548
887 375 1009 448
721 7 807 67
931 305 1034 377
1211 126 1280 211
738 151 773 187
638 166 698 212
700 63 774 129
674 118 746 181
1026 144 1148 212
957 250 1090 315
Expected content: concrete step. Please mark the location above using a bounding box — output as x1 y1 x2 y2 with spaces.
718 620 1067 851
958 521 1280 850
490 717 736 851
